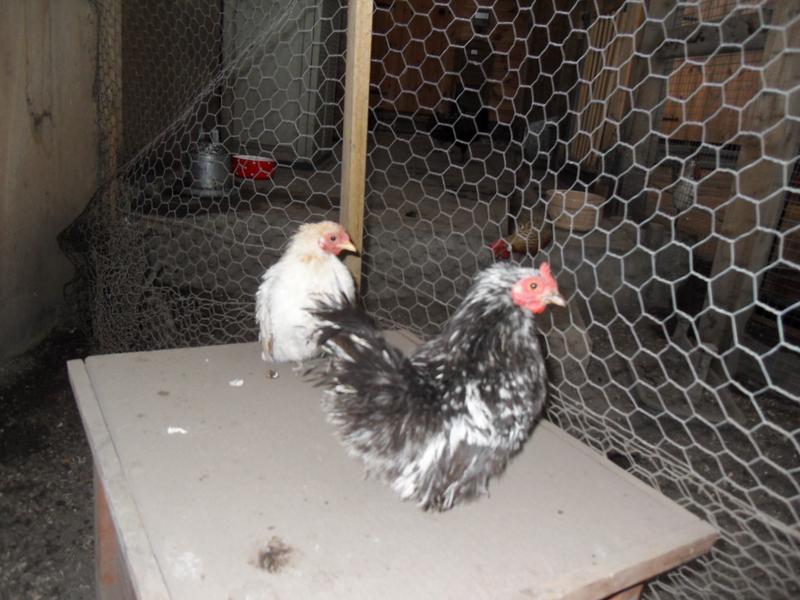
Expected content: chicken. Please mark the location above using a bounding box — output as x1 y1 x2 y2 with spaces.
310 262 565 510
256 221 356 363
489 221 553 260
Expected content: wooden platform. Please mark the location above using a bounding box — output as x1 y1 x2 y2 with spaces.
67 335 716 600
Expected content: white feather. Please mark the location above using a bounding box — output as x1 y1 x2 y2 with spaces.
255 226 355 363
464 382 494 433
393 434 447 499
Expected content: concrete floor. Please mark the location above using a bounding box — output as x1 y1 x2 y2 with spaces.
0 327 94 599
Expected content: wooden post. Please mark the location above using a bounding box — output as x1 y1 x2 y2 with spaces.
96 0 123 186
698 3 799 361
340 0 374 288
614 0 678 220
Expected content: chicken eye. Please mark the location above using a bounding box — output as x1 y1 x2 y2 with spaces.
529 282 538 290
330 234 337 242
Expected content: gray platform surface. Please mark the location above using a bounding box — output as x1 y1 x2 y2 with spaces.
68 337 716 600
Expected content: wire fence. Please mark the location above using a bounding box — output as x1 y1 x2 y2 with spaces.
60 1 799 597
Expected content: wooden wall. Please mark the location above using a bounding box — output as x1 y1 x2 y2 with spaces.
369 0 535 125
368 0 789 266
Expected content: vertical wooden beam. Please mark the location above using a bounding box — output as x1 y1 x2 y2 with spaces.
615 0 678 220
340 0 374 288
96 0 123 186
698 3 799 359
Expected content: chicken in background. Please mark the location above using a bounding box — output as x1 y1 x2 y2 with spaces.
489 221 553 260
310 262 565 510
256 221 356 363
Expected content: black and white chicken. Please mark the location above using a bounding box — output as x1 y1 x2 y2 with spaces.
311 262 566 510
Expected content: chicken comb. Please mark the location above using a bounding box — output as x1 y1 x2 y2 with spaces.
539 262 554 281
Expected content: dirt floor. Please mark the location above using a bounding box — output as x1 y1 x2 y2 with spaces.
0 327 94 599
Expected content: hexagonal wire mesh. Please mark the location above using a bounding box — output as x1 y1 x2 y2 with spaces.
59 0 799 597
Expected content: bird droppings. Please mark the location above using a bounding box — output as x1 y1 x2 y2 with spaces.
157 390 170 397
256 536 294 573
171 550 203 580
229 378 245 387
267 369 279 379
167 426 188 435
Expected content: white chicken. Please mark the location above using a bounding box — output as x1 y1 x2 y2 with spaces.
256 221 356 362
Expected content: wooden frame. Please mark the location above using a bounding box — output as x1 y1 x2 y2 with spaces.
340 0 374 288
698 2 799 359
96 0 122 184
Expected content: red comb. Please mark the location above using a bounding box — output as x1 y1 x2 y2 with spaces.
539 262 556 284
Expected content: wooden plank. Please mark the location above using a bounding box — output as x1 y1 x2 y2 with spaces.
570 16 614 165
571 3 645 173
340 0 374 288
96 0 123 186
698 2 800 354
616 0 679 220
656 12 767 59
72 340 717 600
487 0 531 125
661 50 762 145
96 471 137 600
607 583 644 600
67 360 171 600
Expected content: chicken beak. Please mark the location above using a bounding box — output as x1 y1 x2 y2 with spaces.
547 293 566 307
339 241 358 254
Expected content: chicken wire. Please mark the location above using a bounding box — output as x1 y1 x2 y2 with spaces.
59 0 799 598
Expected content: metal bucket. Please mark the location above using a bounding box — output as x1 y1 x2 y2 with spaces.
188 130 230 192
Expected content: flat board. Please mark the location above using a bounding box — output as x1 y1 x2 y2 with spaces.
68 337 716 600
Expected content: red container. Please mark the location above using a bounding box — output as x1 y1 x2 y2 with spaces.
232 154 277 180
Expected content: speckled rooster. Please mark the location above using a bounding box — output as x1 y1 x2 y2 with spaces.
311 262 566 510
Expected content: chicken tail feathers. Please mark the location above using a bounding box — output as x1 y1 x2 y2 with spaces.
310 296 435 466
313 295 400 367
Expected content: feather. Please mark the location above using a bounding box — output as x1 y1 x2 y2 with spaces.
256 221 356 362
310 262 563 510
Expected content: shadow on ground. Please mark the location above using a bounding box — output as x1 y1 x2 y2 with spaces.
0 327 94 599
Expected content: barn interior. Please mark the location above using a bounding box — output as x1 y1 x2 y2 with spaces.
1 0 798 597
